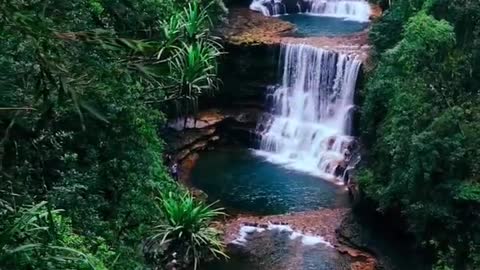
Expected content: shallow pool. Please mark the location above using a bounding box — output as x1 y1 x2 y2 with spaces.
190 148 349 215
190 147 429 270
279 14 369 37
202 227 350 270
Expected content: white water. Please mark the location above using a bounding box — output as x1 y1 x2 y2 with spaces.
250 0 273 16
232 224 333 247
250 0 371 21
250 0 287 16
307 0 371 21
256 43 361 181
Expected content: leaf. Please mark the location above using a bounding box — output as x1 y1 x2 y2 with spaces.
8 243 42 254
80 101 109 124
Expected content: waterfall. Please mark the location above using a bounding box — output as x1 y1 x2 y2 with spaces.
255 44 361 182
250 0 274 16
250 0 371 21
250 0 289 16
307 0 371 21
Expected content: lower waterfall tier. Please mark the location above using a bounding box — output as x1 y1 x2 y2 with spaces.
256 43 361 181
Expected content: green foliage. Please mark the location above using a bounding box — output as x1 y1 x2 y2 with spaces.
0 200 109 270
369 0 428 53
145 191 227 269
0 0 226 269
168 40 221 118
361 0 480 268
181 1 213 41
433 245 455 270
156 0 223 119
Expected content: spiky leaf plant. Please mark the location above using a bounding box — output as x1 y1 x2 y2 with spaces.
0 200 106 269
145 191 227 269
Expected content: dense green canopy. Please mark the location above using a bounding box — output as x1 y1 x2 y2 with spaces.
0 0 226 269
360 0 480 268
2 0 480 269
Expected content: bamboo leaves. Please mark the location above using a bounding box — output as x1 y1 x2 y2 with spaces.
0 201 103 269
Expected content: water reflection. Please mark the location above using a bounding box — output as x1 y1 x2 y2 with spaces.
280 14 369 37
202 228 350 270
190 148 349 215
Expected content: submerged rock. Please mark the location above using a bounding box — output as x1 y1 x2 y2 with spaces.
222 209 378 269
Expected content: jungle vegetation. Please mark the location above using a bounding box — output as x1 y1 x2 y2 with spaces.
0 0 227 269
361 0 480 268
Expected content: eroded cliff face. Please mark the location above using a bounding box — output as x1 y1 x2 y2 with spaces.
217 43 280 106
163 18 284 165
161 45 278 164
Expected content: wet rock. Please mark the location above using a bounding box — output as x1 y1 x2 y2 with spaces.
223 209 379 270
224 208 348 244
166 108 262 160
189 188 208 202
334 163 346 178
226 242 248 255
336 213 370 248
336 214 381 270
179 153 199 179
218 8 295 46
177 153 207 201
351 260 377 270
228 108 262 124
168 110 225 131
167 128 216 152
217 6 383 64
173 139 208 161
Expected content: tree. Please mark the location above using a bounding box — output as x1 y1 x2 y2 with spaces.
144 191 227 269
360 1 480 267
0 0 226 269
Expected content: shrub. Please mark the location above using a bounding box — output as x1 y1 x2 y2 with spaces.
144 191 227 269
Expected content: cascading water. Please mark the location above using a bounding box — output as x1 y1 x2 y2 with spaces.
255 43 361 182
307 0 371 21
250 0 274 16
250 0 371 21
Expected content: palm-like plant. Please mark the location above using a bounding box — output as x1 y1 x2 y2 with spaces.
146 0 223 124
145 191 227 270
168 39 221 126
169 41 221 94
181 1 213 42
156 14 184 61
0 200 103 269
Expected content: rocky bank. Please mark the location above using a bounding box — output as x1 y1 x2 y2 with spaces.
222 208 378 270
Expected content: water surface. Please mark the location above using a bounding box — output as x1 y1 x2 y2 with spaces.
190 148 349 215
280 14 369 37
202 228 350 270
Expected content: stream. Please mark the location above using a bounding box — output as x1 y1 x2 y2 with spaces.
191 146 429 270
186 1 428 269
192 147 352 269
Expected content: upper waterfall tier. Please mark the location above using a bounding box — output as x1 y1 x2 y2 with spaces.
256 43 361 181
309 0 371 21
250 0 371 22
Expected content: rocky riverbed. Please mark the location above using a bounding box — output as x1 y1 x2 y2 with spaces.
219 7 382 62
222 209 378 270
